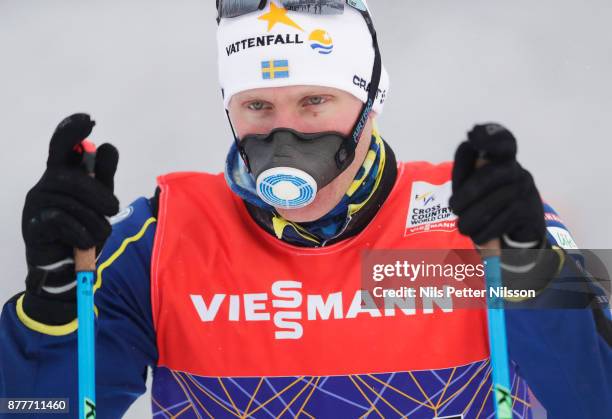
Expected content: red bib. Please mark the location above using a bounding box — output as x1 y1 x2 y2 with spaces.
151 162 489 377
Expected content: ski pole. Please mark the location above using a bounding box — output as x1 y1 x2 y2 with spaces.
476 157 512 419
75 139 97 419
480 240 512 419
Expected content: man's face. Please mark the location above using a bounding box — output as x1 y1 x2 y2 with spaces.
228 85 363 137
228 85 374 223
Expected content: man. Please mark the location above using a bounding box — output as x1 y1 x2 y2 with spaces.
1 1 611 418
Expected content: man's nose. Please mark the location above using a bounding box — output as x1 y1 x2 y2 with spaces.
271 109 306 131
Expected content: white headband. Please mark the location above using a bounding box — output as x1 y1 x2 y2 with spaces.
217 0 390 114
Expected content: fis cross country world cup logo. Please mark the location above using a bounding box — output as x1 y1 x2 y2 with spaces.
405 181 458 236
309 29 334 54
415 191 435 206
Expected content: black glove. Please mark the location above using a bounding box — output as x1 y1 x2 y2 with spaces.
449 123 545 246
449 123 561 293
21 113 119 324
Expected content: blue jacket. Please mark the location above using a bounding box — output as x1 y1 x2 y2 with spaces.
1 194 611 418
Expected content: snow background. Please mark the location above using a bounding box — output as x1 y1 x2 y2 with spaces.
1 0 611 417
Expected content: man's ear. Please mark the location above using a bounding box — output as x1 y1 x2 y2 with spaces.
368 111 378 131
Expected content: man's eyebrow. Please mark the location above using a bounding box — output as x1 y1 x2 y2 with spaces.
238 94 265 102
299 89 334 97
237 89 334 103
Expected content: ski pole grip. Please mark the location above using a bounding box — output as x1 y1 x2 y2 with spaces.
74 139 97 272
74 248 96 272
475 155 501 257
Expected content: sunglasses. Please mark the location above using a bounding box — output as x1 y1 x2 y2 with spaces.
217 0 367 19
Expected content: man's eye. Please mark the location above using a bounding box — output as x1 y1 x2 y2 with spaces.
305 96 327 106
247 101 266 111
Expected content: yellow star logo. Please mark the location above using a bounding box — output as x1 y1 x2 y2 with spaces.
258 2 304 32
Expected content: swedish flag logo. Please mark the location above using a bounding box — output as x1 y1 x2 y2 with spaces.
262 60 289 80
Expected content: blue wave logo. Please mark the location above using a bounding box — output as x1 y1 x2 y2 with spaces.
309 29 334 55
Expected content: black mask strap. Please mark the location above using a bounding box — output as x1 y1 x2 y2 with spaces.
224 107 253 172
334 9 383 170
